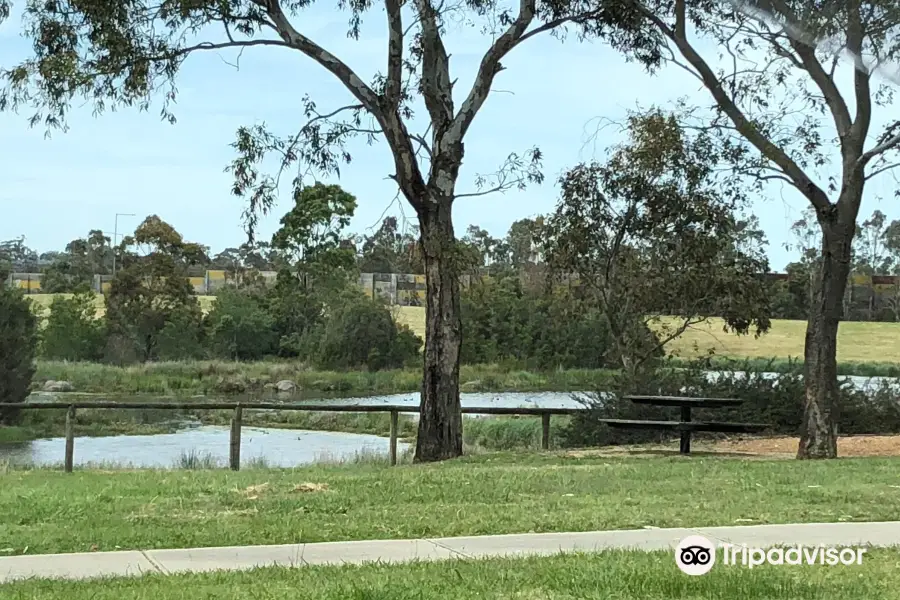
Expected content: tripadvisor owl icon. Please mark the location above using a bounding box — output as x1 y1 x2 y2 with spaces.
675 535 716 576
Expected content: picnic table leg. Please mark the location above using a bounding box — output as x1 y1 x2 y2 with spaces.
679 405 691 455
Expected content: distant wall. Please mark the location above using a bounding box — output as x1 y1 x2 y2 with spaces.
12 270 891 308
6 270 430 305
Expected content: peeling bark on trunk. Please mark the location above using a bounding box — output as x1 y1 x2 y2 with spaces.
414 201 463 462
798 217 854 459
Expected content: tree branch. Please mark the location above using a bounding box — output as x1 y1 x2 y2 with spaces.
636 2 832 213
764 0 853 141
446 0 536 145
260 0 381 113
384 0 404 108
414 0 454 137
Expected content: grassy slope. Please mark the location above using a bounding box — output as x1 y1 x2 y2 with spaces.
2 452 900 555
5 550 899 599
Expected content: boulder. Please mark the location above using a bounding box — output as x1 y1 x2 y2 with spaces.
275 380 297 394
42 380 75 393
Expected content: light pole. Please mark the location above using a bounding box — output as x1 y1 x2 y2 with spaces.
111 213 135 280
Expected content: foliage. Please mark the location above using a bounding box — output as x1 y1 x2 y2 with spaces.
312 293 422 371
563 358 900 448
544 111 772 372
357 217 424 275
40 230 112 293
460 273 657 369
205 287 277 361
271 183 358 284
0 287 38 423
104 216 205 362
265 271 328 357
41 292 105 361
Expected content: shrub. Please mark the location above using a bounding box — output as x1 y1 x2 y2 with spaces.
205 287 277 360
156 306 207 361
313 293 422 370
561 358 900 448
460 274 659 370
41 292 106 361
0 288 38 423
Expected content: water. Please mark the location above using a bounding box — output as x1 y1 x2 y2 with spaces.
0 426 410 469
5 370 898 468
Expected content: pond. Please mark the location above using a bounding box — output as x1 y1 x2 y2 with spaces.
5 371 897 469
0 426 411 469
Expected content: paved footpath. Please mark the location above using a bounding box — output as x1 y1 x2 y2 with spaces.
3 521 900 583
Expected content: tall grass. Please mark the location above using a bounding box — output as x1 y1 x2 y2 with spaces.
33 360 620 396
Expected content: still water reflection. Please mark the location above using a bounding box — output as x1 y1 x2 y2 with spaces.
0 426 410 468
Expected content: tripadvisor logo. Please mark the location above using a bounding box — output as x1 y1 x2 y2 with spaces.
675 536 867 576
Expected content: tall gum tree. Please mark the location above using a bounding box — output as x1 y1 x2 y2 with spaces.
620 0 900 458
0 0 656 461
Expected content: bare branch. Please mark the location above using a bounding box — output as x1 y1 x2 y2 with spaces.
261 0 381 113
634 2 832 213
384 0 404 107
448 0 536 145
414 0 454 136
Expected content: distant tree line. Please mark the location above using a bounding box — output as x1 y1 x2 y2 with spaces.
7 208 900 325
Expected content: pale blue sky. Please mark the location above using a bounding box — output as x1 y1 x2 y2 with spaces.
0 4 896 270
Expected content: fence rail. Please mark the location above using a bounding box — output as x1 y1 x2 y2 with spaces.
3 402 584 471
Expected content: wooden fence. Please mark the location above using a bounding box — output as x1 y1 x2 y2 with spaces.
2 402 584 472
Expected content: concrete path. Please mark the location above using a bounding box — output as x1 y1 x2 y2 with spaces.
3 521 900 583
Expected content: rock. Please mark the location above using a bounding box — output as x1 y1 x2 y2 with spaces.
263 383 276 391
214 376 247 394
460 380 482 393
275 380 297 393
42 380 75 393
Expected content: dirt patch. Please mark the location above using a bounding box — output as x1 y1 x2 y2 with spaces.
710 435 900 458
566 435 900 459
235 483 270 500
292 482 329 493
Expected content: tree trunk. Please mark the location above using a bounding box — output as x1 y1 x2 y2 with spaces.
414 201 463 462
798 218 854 459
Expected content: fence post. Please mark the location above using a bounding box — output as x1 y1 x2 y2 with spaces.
64 405 76 473
541 413 551 451
229 405 243 471
389 410 399 466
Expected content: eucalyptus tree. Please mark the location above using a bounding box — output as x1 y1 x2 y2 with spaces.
619 0 900 458
0 0 656 461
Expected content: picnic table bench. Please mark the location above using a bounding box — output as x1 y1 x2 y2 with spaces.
599 395 769 455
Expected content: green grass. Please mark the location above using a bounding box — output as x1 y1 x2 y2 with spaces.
3 452 900 556
4 549 899 599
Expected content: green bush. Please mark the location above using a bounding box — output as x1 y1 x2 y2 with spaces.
561 358 900 448
156 306 207 361
205 287 277 360
313 294 421 371
0 288 38 423
460 274 659 370
41 292 106 361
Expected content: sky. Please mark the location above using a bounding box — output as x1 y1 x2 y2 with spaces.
0 4 897 270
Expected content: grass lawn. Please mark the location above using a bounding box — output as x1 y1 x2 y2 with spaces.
399 307 900 363
3 452 900 556
4 549 899 599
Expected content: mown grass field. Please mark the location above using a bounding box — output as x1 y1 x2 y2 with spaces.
5 549 899 599
2 452 900 556
396 306 900 364
26 293 900 363
25 293 217 319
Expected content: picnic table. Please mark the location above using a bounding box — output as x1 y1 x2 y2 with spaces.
599 395 769 455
